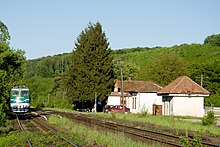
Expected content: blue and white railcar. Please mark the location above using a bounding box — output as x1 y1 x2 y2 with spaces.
10 86 30 112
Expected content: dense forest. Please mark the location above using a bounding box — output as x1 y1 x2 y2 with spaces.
25 41 220 108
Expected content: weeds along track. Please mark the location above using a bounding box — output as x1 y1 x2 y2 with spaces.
15 114 33 147
29 114 78 147
49 110 219 147
13 113 78 147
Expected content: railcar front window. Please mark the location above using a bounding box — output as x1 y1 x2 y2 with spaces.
11 91 19 96
21 91 29 97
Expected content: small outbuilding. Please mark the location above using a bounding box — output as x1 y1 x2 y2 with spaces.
157 76 210 117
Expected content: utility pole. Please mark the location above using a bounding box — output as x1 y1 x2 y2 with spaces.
61 57 64 74
119 59 125 113
201 74 203 87
94 92 97 112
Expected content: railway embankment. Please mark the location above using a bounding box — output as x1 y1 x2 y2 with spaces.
43 109 220 146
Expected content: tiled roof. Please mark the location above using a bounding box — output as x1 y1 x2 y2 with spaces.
116 80 162 92
158 76 210 95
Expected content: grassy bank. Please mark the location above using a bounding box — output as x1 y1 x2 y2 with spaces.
43 108 220 136
94 113 220 136
48 115 157 147
0 130 73 146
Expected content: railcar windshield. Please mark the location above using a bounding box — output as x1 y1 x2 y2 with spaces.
11 91 19 96
21 91 29 97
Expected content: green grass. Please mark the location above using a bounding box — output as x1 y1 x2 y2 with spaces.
0 130 72 147
94 113 220 136
44 108 220 136
48 115 158 147
0 131 27 146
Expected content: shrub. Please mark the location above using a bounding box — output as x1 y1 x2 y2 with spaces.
111 113 116 118
202 111 216 126
35 102 45 110
137 107 149 117
179 136 190 147
0 104 8 127
193 132 202 147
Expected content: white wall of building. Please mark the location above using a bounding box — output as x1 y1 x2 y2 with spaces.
128 95 138 113
128 93 162 114
127 97 132 112
171 97 204 117
140 93 162 114
108 93 163 115
107 95 121 105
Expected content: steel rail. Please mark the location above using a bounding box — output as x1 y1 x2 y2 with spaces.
103 121 219 147
51 110 220 147
29 114 78 147
58 113 180 146
101 121 181 146
95 116 219 147
52 111 178 146
15 114 32 147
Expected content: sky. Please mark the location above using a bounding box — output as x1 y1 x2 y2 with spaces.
1 0 220 59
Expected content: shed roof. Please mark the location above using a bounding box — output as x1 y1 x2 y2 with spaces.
116 80 163 93
157 76 210 95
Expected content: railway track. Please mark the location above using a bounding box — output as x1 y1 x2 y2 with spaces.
49 110 219 147
14 113 78 147
15 114 33 147
29 114 78 147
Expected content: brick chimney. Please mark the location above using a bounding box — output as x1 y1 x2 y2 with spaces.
114 79 119 92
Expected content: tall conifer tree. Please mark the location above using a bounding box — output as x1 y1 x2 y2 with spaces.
66 22 114 103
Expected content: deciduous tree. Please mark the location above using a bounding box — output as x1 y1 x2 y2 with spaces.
204 34 220 46
0 21 25 126
145 53 188 86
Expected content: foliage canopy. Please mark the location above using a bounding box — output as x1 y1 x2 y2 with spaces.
143 53 188 86
204 34 220 46
0 21 26 126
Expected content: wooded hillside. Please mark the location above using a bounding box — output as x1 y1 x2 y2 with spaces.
25 43 220 107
